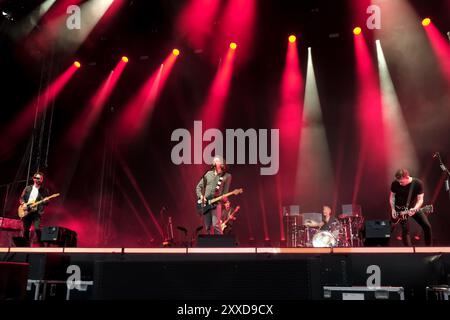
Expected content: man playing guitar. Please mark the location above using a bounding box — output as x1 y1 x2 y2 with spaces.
19 172 49 246
220 200 240 235
390 169 432 246
195 156 232 235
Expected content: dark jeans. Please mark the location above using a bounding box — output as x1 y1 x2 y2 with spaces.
203 205 223 235
22 212 42 245
394 211 433 246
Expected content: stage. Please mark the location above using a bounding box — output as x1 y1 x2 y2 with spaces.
1 246 450 300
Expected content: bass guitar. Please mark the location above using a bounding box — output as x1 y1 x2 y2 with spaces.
197 188 243 215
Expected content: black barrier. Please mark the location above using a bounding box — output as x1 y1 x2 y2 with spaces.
0 262 29 300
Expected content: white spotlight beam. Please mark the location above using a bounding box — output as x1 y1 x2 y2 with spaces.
296 48 334 204
376 40 419 178
57 0 114 52
11 0 56 38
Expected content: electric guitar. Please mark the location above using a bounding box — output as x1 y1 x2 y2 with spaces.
196 188 243 215
18 193 60 219
391 204 433 225
221 206 240 231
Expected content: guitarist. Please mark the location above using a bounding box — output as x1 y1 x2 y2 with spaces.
195 156 232 235
19 172 49 245
221 200 238 235
390 169 432 246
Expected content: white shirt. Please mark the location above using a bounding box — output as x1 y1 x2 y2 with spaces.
28 185 40 203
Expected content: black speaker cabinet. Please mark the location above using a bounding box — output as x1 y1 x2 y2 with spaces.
196 234 237 247
41 226 77 247
363 220 391 247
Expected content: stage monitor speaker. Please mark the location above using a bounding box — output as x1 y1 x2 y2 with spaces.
197 235 237 247
363 220 391 247
41 226 77 247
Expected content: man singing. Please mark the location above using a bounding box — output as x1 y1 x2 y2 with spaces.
195 156 232 235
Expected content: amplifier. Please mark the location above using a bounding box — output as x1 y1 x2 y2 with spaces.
363 220 391 246
41 226 77 247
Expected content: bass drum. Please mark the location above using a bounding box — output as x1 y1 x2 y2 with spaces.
312 231 337 248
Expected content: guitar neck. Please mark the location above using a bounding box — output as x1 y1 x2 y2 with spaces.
223 207 240 224
30 198 47 207
211 191 235 204
29 194 59 207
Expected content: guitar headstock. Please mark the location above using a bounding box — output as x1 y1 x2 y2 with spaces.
422 204 433 214
232 188 243 195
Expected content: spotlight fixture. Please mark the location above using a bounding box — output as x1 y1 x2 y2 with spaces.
422 18 431 27
288 35 296 43
121 56 129 63
172 48 180 56
229 42 237 50
353 27 362 35
73 61 81 68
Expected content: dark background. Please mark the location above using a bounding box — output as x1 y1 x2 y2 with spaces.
0 0 449 246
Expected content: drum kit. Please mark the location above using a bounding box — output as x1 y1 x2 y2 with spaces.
285 214 364 248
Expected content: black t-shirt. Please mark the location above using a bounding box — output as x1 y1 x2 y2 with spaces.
321 216 338 231
390 178 424 209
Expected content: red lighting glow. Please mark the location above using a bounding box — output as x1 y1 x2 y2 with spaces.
172 49 180 56
74 61 81 68
122 56 129 63
229 42 237 50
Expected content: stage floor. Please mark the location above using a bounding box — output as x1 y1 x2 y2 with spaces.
2 246 450 254
1 247 450 300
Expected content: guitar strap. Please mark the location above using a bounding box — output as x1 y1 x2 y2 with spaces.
405 179 415 210
200 169 210 197
214 172 226 197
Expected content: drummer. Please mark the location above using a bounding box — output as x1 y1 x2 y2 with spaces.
305 206 338 231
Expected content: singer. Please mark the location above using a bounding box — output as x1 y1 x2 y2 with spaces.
195 156 232 235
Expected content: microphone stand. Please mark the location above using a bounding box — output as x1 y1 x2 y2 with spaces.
436 153 450 203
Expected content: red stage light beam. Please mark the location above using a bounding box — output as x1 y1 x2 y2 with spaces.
274 35 304 206
0 63 79 159
423 21 450 86
199 45 237 130
116 51 178 142
352 33 387 206
66 57 128 148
